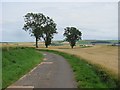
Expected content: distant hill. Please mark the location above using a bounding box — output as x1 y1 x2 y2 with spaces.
77 40 118 45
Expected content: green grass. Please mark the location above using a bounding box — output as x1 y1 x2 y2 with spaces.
39 49 118 89
2 47 43 89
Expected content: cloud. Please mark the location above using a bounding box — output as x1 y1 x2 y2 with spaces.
2 22 35 42
1 2 118 42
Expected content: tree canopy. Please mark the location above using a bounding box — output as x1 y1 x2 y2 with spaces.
42 16 57 48
23 13 82 48
63 27 82 48
23 12 57 48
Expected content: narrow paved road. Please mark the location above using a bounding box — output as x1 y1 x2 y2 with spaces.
8 52 77 89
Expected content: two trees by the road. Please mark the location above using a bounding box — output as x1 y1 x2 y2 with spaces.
23 13 57 48
23 12 82 48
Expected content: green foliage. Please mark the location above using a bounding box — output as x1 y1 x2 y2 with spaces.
23 13 57 48
23 13 46 48
39 49 118 88
42 16 57 48
63 27 82 48
2 47 43 89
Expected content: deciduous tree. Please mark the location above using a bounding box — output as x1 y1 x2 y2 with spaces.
23 13 46 48
63 27 82 48
42 16 57 48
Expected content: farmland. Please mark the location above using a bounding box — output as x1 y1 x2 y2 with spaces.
40 49 118 88
39 40 118 78
48 45 118 78
1 40 119 77
1 40 119 88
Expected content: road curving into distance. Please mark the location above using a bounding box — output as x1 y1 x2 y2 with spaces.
7 52 77 89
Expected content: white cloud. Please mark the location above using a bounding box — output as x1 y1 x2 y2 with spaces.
1 2 118 42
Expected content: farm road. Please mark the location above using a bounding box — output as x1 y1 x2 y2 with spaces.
7 52 77 89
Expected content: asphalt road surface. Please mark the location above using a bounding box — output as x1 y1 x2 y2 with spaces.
8 52 77 89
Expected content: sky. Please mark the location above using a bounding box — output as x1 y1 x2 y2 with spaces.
0 0 119 42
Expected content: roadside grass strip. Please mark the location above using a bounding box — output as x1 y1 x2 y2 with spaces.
2 47 43 89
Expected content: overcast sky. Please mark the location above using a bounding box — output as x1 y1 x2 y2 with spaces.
0 0 118 42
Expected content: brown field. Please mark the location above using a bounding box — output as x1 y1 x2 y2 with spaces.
45 45 118 77
1 42 119 77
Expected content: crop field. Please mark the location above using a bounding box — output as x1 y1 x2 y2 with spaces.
46 45 118 78
1 41 119 88
40 49 118 88
1 41 119 78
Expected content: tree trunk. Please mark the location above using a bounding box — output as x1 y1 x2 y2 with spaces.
71 45 74 48
36 37 38 48
45 44 48 48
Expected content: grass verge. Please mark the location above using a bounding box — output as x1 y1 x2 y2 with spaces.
2 47 43 89
39 49 119 89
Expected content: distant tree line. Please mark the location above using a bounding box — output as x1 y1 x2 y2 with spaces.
23 12 82 48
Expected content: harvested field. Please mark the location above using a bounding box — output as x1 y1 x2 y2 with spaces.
1 42 119 77
43 45 118 77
